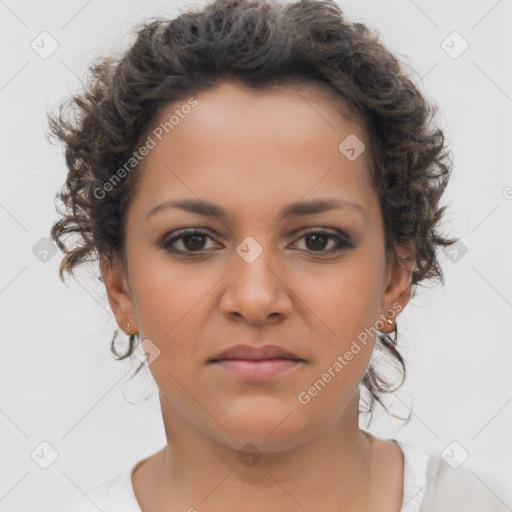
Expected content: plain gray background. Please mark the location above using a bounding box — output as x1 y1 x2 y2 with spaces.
1 0 511 510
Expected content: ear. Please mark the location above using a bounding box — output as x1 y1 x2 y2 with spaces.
100 254 138 334
379 240 415 325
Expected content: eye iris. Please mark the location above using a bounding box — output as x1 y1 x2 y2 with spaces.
306 233 328 251
183 234 206 251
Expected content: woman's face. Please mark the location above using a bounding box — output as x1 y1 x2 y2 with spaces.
102 81 412 452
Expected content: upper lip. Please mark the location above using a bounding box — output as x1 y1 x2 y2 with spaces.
209 344 304 362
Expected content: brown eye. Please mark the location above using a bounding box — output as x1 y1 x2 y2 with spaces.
162 230 217 254
182 233 208 251
305 233 329 251
293 230 353 254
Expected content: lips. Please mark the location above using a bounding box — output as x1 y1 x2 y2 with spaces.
208 344 304 362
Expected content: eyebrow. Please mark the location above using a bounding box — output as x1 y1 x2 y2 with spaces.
147 197 367 223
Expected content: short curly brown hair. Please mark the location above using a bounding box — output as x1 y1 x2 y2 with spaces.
48 0 457 422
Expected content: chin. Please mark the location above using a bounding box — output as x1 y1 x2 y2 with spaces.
214 402 310 452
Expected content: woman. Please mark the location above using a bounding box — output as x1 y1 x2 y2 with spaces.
49 0 508 510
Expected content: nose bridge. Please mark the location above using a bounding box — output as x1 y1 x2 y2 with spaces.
234 233 281 292
220 233 292 322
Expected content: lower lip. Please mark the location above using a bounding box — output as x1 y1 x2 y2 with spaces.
210 358 303 380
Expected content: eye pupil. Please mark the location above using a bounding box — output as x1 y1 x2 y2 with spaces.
164 229 349 256
183 234 206 251
306 233 328 251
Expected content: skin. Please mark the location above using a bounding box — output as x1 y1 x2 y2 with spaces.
101 80 414 512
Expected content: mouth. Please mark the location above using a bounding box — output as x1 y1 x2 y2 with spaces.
209 344 304 362
209 358 305 380
208 344 306 380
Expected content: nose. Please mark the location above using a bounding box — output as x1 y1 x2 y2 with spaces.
219 243 293 325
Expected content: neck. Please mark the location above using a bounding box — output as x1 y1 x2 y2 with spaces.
147 392 374 512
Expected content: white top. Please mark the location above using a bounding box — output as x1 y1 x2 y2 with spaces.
59 439 511 511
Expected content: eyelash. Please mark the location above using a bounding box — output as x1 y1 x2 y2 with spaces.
161 228 353 256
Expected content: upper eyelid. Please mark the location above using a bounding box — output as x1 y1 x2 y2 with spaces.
165 227 347 239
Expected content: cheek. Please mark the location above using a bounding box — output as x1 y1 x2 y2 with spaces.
129 249 216 342
297 260 384 343
290 258 384 394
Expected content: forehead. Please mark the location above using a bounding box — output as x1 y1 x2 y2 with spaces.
129 80 376 224
166 79 366 141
